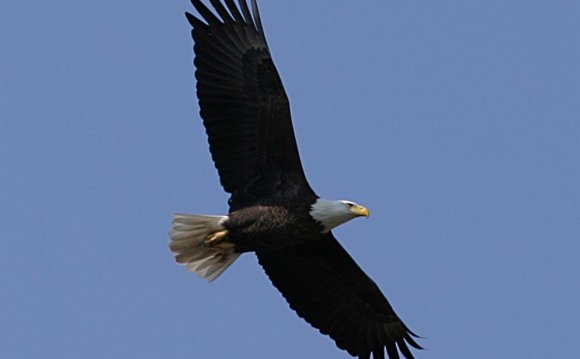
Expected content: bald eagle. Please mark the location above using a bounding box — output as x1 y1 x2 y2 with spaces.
169 1 422 358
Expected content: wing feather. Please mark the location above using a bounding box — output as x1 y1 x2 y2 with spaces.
224 0 245 23
250 0 264 33
256 233 421 359
208 0 234 22
237 0 253 26
191 0 222 26
186 0 315 209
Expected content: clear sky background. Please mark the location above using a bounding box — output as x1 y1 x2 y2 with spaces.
1 1 579 358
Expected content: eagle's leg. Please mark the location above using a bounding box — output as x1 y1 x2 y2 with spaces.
204 230 234 250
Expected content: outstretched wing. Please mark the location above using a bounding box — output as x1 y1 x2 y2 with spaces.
256 233 422 359
187 0 315 210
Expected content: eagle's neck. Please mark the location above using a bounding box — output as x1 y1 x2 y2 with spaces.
309 198 355 233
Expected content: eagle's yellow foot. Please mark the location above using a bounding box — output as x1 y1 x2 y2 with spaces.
204 230 235 251
204 230 229 246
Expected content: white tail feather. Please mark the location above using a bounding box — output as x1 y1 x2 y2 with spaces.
169 213 240 282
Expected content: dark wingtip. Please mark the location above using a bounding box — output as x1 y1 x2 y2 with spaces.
408 329 423 339
185 11 197 26
190 0 222 25
404 332 424 350
250 0 261 30
209 0 234 23
185 11 209 29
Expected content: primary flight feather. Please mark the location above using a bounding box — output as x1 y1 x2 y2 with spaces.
170 1 422 358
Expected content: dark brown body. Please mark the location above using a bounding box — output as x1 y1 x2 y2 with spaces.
225 200 322 253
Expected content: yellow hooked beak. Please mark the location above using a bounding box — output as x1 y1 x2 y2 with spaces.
350 205 370 218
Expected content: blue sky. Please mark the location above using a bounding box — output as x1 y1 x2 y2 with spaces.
1 1 579 358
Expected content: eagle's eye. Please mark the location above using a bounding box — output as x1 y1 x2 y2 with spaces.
346 202 354 208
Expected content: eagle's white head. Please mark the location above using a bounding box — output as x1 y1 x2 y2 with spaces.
309 198 370 233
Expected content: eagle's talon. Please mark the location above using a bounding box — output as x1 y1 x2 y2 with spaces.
204 230 229 246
